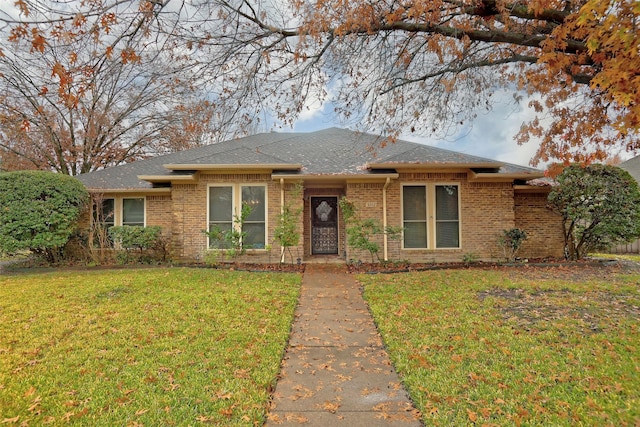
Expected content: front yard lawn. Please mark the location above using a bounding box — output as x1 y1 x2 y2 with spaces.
361 265 639 426
0 268 300 426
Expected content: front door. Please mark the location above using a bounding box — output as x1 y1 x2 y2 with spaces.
311 196 339 255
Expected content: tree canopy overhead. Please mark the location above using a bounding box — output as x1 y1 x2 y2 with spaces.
2 0 639 167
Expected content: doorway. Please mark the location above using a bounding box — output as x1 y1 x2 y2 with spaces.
310 196 339 255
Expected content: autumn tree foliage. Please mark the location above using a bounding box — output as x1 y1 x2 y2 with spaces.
2 0 639 166
548 164 640 260
0 2 233 175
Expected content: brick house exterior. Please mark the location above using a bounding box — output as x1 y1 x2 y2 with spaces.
77 128 564 263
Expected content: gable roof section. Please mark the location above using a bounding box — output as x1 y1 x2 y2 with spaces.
77 127 542 190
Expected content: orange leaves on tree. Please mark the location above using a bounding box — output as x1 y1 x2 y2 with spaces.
121 48 141 64
14 0 29 16
100 13 117 34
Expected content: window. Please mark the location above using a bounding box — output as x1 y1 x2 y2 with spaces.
241 186 266 249
403 186 428 248
208 185 267 249
208 186 234 249
94 198 115 228
435 185 459 248
402 184 460 249
123 198 145 226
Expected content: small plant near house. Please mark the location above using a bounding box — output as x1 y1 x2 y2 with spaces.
462 252 479 265
339 196 403 263
273 181 303 264
203 203 253 262
498 228 528 262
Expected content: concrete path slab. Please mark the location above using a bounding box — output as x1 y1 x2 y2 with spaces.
265 264 422 426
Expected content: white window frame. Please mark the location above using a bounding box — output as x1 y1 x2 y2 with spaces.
92 196 146 227
207 183 268 250
401 183 461 250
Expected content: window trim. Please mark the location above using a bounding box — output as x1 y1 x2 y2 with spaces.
92 196 146 227
207 183 268 250
401 183 461 250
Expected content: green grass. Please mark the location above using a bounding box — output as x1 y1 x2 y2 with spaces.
0 268 301 426
360 268 639 426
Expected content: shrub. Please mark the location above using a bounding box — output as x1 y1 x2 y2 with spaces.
0 170 88 263
108 225 167 264
339 196 402 263
498 228 528 262
548 164 640 260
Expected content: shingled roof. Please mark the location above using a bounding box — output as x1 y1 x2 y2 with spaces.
77 127 543 190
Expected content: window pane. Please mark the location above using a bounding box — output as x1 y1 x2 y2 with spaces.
208 223 232 249
209 187 233 222
243 223 266 248
403 186 427 221
242 186 265 221
436 185 458 220
123 198 144 226
436 222 459 248
404 222 427 248
94 198 114 225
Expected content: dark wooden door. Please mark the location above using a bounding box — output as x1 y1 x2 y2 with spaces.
311 197 339 255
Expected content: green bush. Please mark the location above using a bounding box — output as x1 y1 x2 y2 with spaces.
0 170 88 263
548 164 640 260
108 225 168 264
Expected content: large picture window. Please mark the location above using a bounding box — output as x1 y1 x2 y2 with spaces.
208 185 267 249
402 184 460 249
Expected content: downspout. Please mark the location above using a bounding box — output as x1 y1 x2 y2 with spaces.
383 177 390 261
280 178 285 263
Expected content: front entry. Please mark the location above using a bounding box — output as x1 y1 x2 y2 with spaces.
311 196 339 255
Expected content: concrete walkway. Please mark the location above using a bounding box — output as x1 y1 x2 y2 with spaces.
265 264 422 426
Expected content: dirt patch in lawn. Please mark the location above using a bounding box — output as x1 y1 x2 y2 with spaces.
478 263 640 334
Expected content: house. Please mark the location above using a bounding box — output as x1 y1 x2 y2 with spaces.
77 127 564 263
613 156 640 254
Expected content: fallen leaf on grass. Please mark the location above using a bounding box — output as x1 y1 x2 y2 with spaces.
1 417 19 424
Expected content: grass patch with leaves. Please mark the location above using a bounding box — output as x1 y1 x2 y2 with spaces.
360 267 639 426
0 268 300 426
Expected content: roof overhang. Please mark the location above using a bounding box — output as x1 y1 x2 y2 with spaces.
138 174 197 183
367 161 504 170
468 171 545 182
272 172 399 182
86 188 172 194
164 163 302 171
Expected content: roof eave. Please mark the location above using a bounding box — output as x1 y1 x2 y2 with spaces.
470 171 545 181
138 174 197 183
164 163 303 171
368 161 504 170
86 187 171 194
272 172 400 181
